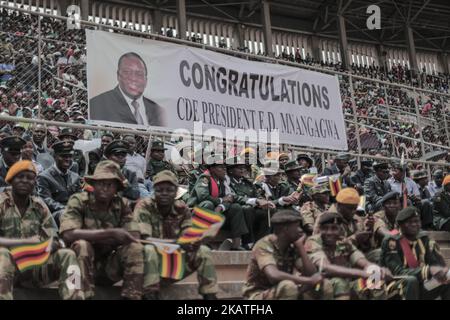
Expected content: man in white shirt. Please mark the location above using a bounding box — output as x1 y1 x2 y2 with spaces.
123 134 150 197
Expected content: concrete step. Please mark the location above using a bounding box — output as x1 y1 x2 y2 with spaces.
428 231 450 242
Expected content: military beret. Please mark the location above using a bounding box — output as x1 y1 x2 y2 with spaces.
271 210 302 225
104 140 130 156
412 170 428 181
336 187 360 205
151 140 167 151
5 160 37 184
381 191 400 205
284 159 302 172
52 141 74 156
335 153 350 161
396 206 420 224
443 175 450 187
58 127 78 141
0 136 26 153
153 170 179 187
318 211 344 226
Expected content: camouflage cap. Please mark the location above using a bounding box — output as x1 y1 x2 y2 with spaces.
84 160 127 190
58 127 78 141
318 211 344 226
310 184 330 195
151 140 167 151
52 140 74 156
104 140 130 156
284 159 302 172
271 210 302 225
0 136 26 153
396 206 420 224
153 170 179 187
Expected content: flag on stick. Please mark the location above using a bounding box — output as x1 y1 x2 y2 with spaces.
10 238 52 272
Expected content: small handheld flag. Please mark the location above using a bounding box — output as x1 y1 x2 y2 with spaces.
10 238 52 272
155 244 185 280
328 174 342 197
177 207 225 244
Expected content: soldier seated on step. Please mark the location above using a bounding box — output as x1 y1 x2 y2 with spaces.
132 170 218 300
59 160 147 300
305 211 393 300
242 210 322 300
188 154 248 251
0 160 84 300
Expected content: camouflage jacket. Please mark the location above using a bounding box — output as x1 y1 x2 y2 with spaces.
146 159 176 179
0 190 56 240
300 201 329 229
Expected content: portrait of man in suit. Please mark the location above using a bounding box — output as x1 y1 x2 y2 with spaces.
89 52 167 127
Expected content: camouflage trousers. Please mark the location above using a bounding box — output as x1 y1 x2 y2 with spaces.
246 280 301 300
0 246 85 300
322 277 387 300
143 244 218 295
70 240 145 300
199 201 248 238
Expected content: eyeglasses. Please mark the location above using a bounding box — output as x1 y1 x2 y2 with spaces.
119 70 146 79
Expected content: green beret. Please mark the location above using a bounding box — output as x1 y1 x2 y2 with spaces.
271 210 302 225
396 207 420 224
318 211 343 226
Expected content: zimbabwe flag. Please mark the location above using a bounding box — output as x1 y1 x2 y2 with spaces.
10 238 52 272
157 248 185 280
329 174 342 197
191 207 225 229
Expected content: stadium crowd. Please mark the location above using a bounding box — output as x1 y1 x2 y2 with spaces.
0 6 449 300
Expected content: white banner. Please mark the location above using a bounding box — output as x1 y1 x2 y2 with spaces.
86 30 348 150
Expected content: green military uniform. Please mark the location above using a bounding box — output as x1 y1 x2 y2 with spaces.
255 181 292 209
380 207 450 300
188 167 204 193
59 161 145 300
145 141 176 179
242 211 310 300
0 190 84 300
132 171 217 296
432 190 450 231
229 175 268 244
188 156 248 240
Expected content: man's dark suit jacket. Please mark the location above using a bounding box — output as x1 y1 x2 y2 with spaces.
89 86 167 126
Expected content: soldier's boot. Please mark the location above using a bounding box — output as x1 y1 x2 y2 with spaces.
52 248 85 300
0 247 15 300
71 240 96 299
195 245 219 296
119 242 145 300
143 244 161 295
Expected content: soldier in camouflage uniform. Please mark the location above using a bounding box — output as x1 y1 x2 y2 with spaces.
0 160 84 300
242 210 322 300
433 175 450 231
305 211 392 300
145 141 176 180
132 170 218 300
59 160 145 300
227 157 275 247
380 207 450 300
300 184 330 235
188 154 248 250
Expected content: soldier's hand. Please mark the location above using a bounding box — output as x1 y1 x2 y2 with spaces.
308 273 323 287
430 266 448 282
110 229 138 245
23 235 42 245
